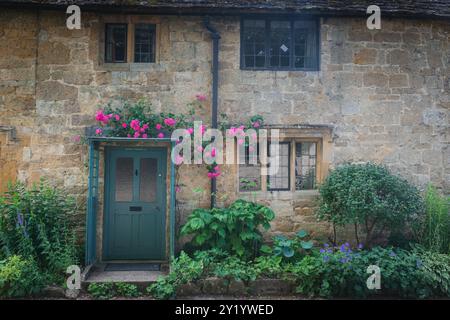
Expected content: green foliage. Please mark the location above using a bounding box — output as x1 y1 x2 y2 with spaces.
253 255 284 278
0 255 45 298
147 252 204 299
419 185 450 253
0 182 80 295
261 230 314 260
211 256 258 281
316 163 424 246
181 200 274 258
115 283 141 297
87 282 115 300
291 245 450 299
412 246 450 295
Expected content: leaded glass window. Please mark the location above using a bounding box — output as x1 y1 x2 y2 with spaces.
134 24 156 63
105 24 127 63
241 18 319 70
295 142 317 190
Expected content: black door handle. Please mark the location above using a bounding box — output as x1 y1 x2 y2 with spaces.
129 206 142 212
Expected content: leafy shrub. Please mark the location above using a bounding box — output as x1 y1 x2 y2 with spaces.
87 282 115 300
147 252 204 299
316 163 424 246
412 246 450 296
253 255 284 278
181 199 274 257
260 230 313 260
419 185 450 253
115 283 140 297
211 256 258 282
0 255 45 298
0 182 79 288
291 244 450 299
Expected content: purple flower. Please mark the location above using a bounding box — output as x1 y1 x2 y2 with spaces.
340 257 348 263
340 244 347 252
389 251 396 257
320 249 325 253
324 243 329 248
358 243 364 249
323 255 330 262
17 211 24 227
326 249 333 254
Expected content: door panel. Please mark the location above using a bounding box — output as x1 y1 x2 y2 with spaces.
104 149 167 260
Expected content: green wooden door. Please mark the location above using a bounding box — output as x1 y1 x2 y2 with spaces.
104 148 167 260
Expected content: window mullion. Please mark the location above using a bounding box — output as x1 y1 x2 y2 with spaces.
265 19 270 68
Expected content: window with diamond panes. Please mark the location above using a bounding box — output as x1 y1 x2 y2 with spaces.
295 142 317 190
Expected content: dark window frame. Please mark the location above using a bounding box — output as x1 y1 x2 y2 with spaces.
240 16 320 71
105 23 128 63
267 141 291 191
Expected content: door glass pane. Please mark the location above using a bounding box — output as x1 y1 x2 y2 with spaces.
140 158 157 202
115 157 133 201
105 24 127 63
134 24 156 63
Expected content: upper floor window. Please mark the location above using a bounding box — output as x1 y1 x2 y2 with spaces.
105 23 156 63
240 18 319 71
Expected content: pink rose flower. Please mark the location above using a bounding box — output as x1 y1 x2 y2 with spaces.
186 128 194 135
196 94 207 101
142 134 148 138
95 110 110 125
175 155 184 165
156 123 162 130
134 131 140 138
214 165 220 172
130 119 140 131
142 123 149 130
164 118 176 127
127 134 131 138
95 128 102 135
122 123 127 128
115 114 120 121
252 121 260 128
158 132 165 138
200 125 207 135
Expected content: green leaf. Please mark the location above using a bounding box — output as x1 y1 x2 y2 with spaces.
282 246 295 258
300 240 314 250
260 245 272 254
296 229 308 238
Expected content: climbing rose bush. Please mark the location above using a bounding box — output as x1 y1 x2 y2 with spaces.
92 99 264 180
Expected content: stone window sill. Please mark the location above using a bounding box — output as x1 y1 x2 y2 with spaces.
239 189 319 200
98 63 165 72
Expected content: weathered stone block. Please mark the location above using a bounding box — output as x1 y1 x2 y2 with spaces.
363 73 388 87
353 48 377 65
248 279 294 296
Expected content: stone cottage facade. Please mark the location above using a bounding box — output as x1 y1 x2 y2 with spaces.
0 1 449 264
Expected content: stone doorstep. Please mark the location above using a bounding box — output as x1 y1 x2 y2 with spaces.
177 278 297 297
81 263 169 291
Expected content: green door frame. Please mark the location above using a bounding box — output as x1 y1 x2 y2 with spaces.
103 147 167 260
85 137 176 266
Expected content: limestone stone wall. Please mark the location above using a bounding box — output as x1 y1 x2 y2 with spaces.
0 9 449 246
